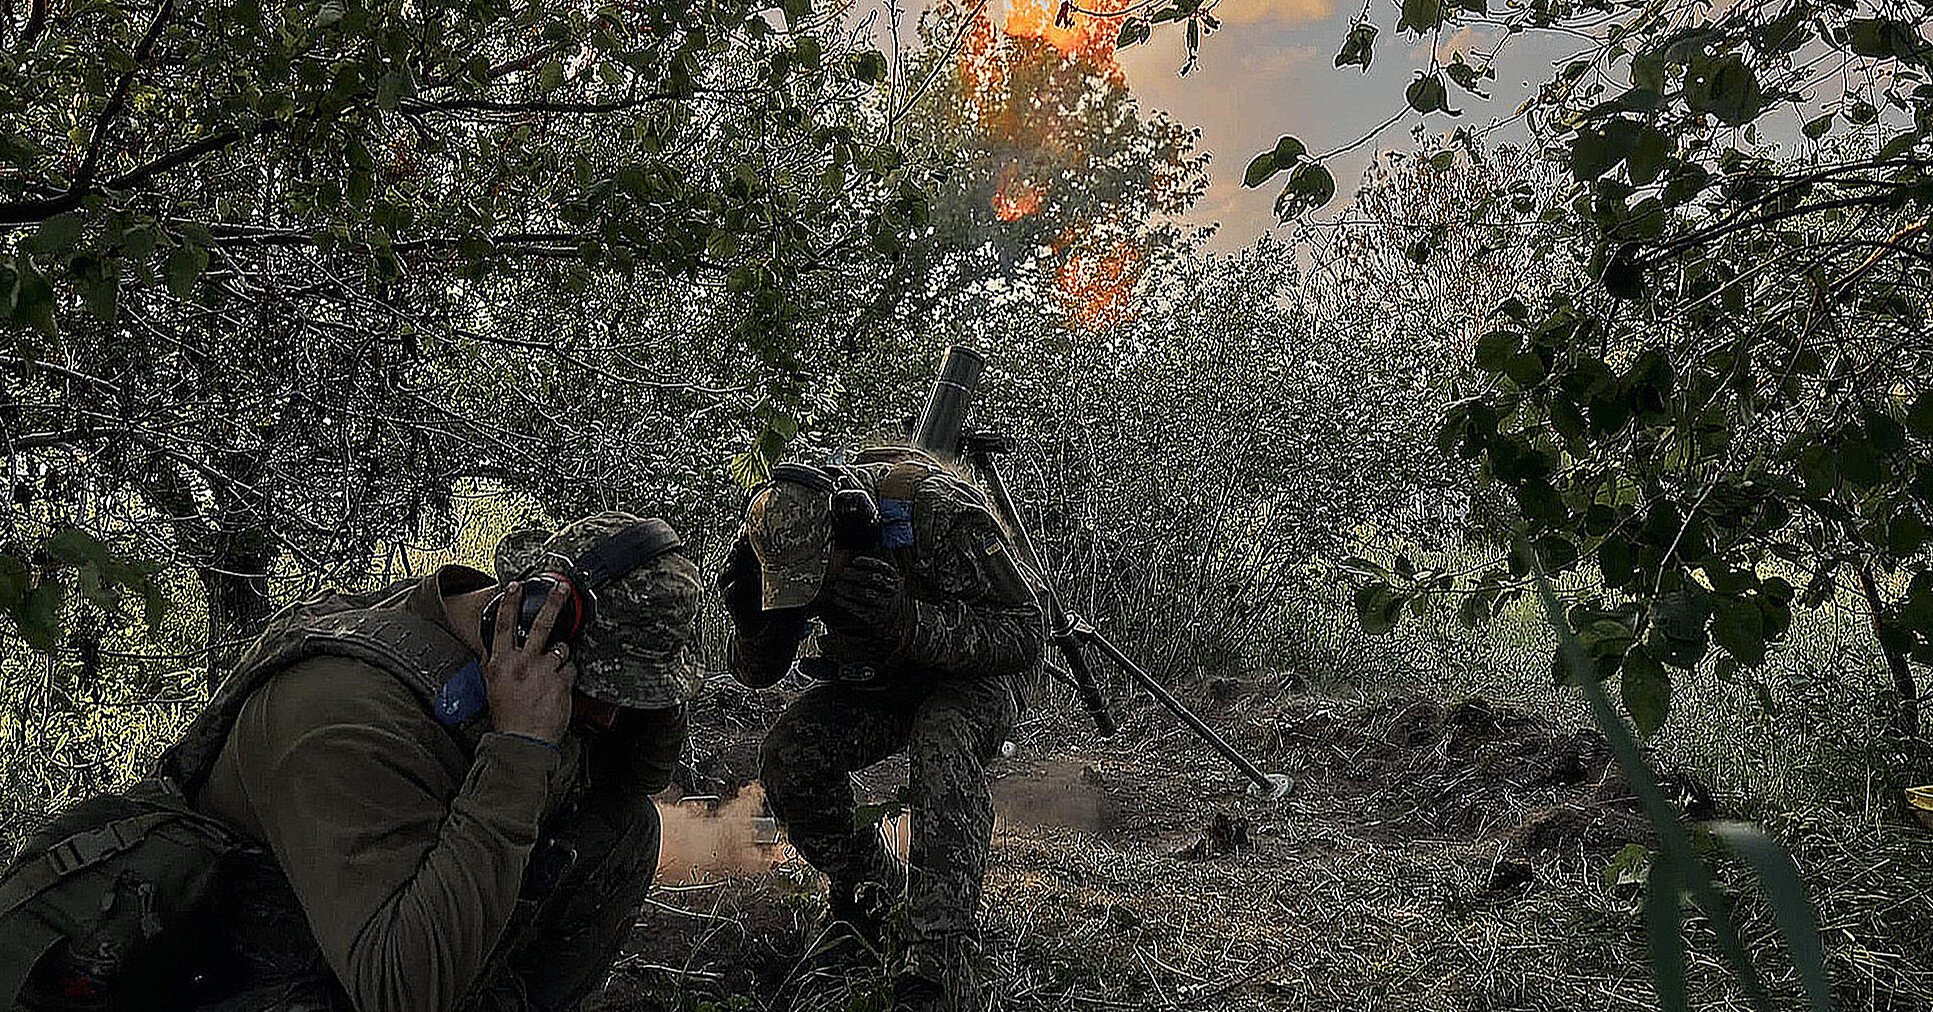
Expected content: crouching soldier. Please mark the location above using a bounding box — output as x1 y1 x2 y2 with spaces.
718 447 1044 1010
3 511 702 1012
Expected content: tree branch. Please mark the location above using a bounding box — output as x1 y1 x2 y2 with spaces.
75 0 175 188
0 120 282 225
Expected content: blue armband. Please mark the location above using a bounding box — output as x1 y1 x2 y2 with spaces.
880 498 915 549
434 659 488 727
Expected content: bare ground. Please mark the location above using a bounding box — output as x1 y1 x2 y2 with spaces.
591 677 1933 1011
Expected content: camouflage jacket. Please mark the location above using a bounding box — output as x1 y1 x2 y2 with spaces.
728 456 1045 686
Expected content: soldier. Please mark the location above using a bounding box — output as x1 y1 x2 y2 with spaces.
717 447 1044 1009
175 511 698 1011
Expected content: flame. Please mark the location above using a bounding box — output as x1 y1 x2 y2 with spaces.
993 161 1045 221
953 1 1149 331
1055 238 1146 331
1000 0 1125 82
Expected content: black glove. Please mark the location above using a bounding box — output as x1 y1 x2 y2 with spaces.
823 556 914 641
717 535 764 627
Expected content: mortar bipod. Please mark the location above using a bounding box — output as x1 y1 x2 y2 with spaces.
962 434 1291 801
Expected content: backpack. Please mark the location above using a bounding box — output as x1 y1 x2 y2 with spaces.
0 577 477 1009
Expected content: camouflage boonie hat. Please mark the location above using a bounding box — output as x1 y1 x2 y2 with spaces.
745 481 831 610
493 512 703 708
493 526 555 584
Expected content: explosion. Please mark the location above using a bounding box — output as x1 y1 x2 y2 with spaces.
1055 238 1146 333
992 160 1045 221
1001 0 1125 82
955 1 1149 332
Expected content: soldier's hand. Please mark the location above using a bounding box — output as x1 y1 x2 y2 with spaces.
484 580 577 744
824 556 912 637
717 535 765 626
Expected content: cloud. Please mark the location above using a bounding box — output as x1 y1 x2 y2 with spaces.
1211 0 1338 26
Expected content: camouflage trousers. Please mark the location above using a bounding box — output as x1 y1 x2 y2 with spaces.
192 792 661 1012
760 673 1017 953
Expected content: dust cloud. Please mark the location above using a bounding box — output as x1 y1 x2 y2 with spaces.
652 763 1108 884
653 782 912 883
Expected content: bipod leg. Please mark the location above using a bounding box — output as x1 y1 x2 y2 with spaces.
1051 615 1117 738
1079 629 1291 800
967 443 1116 737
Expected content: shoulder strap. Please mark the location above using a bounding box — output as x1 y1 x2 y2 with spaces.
157 585 475 795
0 812 175 920
877 459 938 501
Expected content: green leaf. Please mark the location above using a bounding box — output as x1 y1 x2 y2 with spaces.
1116 18 1152 48
1397 0 1444 36
1598 537 1637 589
1355 582 1404 635
1274 162 1335 219
1889 511 1927 557
1907 391 1933 437
78 260 119 324
1334 21 1377 70
1846 18 1929 63
1473 330 1517 373
1243 151 1277 189
1444 57 1490 97
1685 54 1762 127
45 528 112 567
1405 73 1458 116
1620 645 1671 737
1710 592 1766 667
18 578 65 653
1802 113 1834 140
1705 823 1831 1012
1602 262 1643 303
853 50 888 84
0 554 27 613
1644 850 1689 1011
1272 135 1306 165
167 242 209 297
1627 127 1668 185
32 212 83 254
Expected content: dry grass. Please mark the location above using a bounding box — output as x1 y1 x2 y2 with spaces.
598 681 1933 1011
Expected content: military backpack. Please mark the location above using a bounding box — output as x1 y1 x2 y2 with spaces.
0 578 476 1009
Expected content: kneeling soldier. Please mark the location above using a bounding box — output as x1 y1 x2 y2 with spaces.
718 447 1044 1009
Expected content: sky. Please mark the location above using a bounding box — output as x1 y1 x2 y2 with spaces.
863 0 1590 251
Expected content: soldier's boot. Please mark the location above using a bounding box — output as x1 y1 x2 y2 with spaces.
893 935 982 1012
818 853 910 961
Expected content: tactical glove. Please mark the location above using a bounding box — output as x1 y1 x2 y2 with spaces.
717 535 765 627
823 555 915 642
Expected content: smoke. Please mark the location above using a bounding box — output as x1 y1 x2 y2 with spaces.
651 764 1113 883
654 784 788 883
992 757 1114 833
653 782 912 883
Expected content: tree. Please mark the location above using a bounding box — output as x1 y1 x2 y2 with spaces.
1 0 912 673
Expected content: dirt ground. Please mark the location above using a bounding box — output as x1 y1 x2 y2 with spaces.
590 677 1933 1011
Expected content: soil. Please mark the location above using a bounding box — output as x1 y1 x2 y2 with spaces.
590 678 1933 1011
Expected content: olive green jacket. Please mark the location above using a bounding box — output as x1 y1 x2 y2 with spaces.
195 566 680 1012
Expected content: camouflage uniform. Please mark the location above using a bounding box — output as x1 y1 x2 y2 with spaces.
186 512 702 1012
724 450 1044 992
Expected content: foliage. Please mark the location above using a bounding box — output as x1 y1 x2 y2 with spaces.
0 0 922 666
0 531 166 654
1344 2 1933 754
1530 547 1829 1012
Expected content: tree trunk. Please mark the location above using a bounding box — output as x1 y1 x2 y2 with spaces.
1856 560 1921 745
198 530 277 690
138 455 281 691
